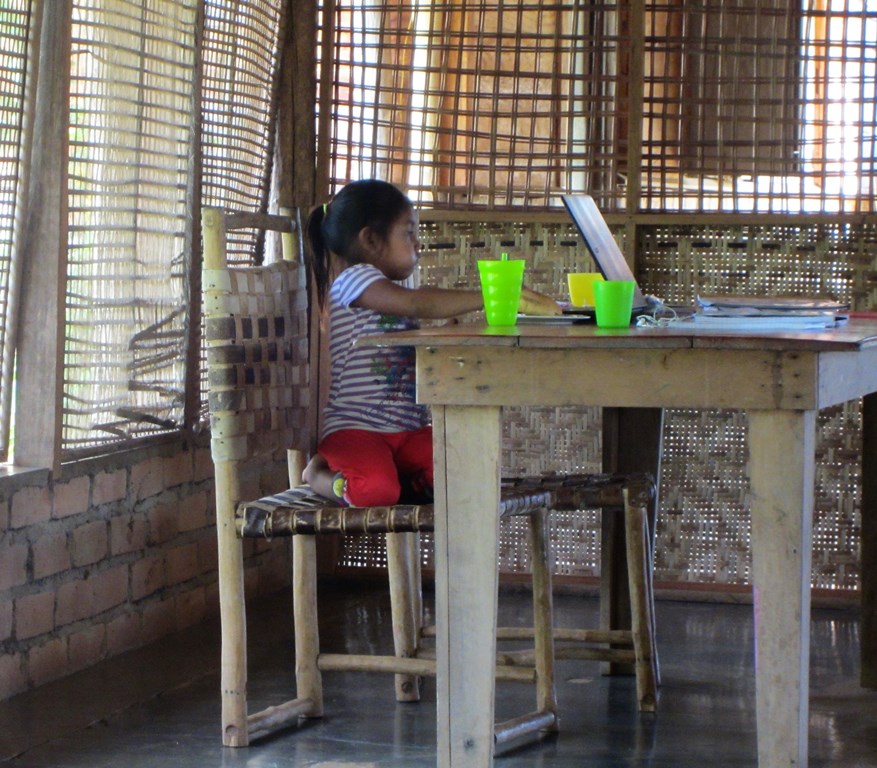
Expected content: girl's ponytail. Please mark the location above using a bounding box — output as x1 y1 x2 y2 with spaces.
305 203 331 310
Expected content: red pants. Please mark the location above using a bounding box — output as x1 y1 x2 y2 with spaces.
317 426 434 507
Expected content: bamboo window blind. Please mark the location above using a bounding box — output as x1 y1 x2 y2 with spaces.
200 0 285 266
59 0 286 453
0 3 31 462
198 0 286 430
62 0 198 452
322 1 876 215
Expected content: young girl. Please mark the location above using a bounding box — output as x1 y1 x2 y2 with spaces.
301 179 559 507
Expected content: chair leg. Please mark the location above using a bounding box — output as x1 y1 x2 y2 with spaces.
408 532 424 638
623 488 659 712
287 450 324 717
528 509 558 727
386 531 422 702
293 535 323 716
215 463 249 746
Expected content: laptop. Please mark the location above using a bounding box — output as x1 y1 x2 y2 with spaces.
561 194 650 314
516 195 656 324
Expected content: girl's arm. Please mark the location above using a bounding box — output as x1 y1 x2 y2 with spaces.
354 278 560 319
519 286 563 316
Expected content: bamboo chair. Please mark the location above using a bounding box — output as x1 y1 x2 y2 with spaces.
202 207 562 747
201 206 659 749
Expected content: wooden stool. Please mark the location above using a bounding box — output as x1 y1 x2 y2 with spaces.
497 473 660 712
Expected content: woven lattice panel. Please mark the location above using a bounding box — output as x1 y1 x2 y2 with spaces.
638 220 868 589
637 222 877 311
415 218 598 295
323 3 629 209
339 217 870 591
637 221 873 589
658 402 863 591
201 0 285 222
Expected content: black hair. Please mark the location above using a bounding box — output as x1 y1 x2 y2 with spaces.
305 179 413 310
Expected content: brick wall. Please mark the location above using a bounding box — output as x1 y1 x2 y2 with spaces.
0 438 292 702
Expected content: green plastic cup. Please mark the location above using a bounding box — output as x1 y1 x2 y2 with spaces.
477 257 525 326
593 279 635 328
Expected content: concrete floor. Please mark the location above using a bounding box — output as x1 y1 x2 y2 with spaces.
2 580 876 767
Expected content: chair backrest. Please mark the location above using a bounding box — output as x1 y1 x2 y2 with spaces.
201 208 313 466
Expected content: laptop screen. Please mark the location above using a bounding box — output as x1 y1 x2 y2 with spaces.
562 194 648 310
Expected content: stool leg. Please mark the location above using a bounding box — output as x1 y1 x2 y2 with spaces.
623 488 658 712
528 509 558 727
599 509 632 676
293 534 323 716
387 531 422 702
643 505 661 687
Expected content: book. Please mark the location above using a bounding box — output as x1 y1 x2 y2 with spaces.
696 294 849 313
689 295 847 331
689 312 842 331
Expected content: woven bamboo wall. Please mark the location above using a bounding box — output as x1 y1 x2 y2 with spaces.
338 216 875 593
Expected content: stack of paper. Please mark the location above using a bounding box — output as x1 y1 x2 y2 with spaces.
691 295 849 332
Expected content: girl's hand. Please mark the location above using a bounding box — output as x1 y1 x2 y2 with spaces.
518 286 562 316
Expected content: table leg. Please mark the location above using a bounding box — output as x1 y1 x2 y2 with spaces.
749 409 816 768
862 392 877 688
433 404 502 768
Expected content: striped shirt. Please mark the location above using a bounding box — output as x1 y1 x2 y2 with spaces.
320 263 429 438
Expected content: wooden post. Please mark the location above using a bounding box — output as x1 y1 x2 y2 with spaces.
182 1 206 437
862 392 877 687
14 0 72 472
272 0 317 211
315 0 336 197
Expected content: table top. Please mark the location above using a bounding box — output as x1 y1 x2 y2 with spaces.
360 317 877 412
361 316 877 353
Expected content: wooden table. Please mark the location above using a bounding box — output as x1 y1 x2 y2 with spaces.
364 319 877 768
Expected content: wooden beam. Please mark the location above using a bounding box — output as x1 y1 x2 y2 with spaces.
14 1 72 472
183 1 206 437
315 0 336 198
273 0 318 211
862 392 877 687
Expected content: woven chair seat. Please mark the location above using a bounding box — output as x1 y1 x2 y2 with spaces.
503 472 655 511
236 474 655 539
237 486 435 538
